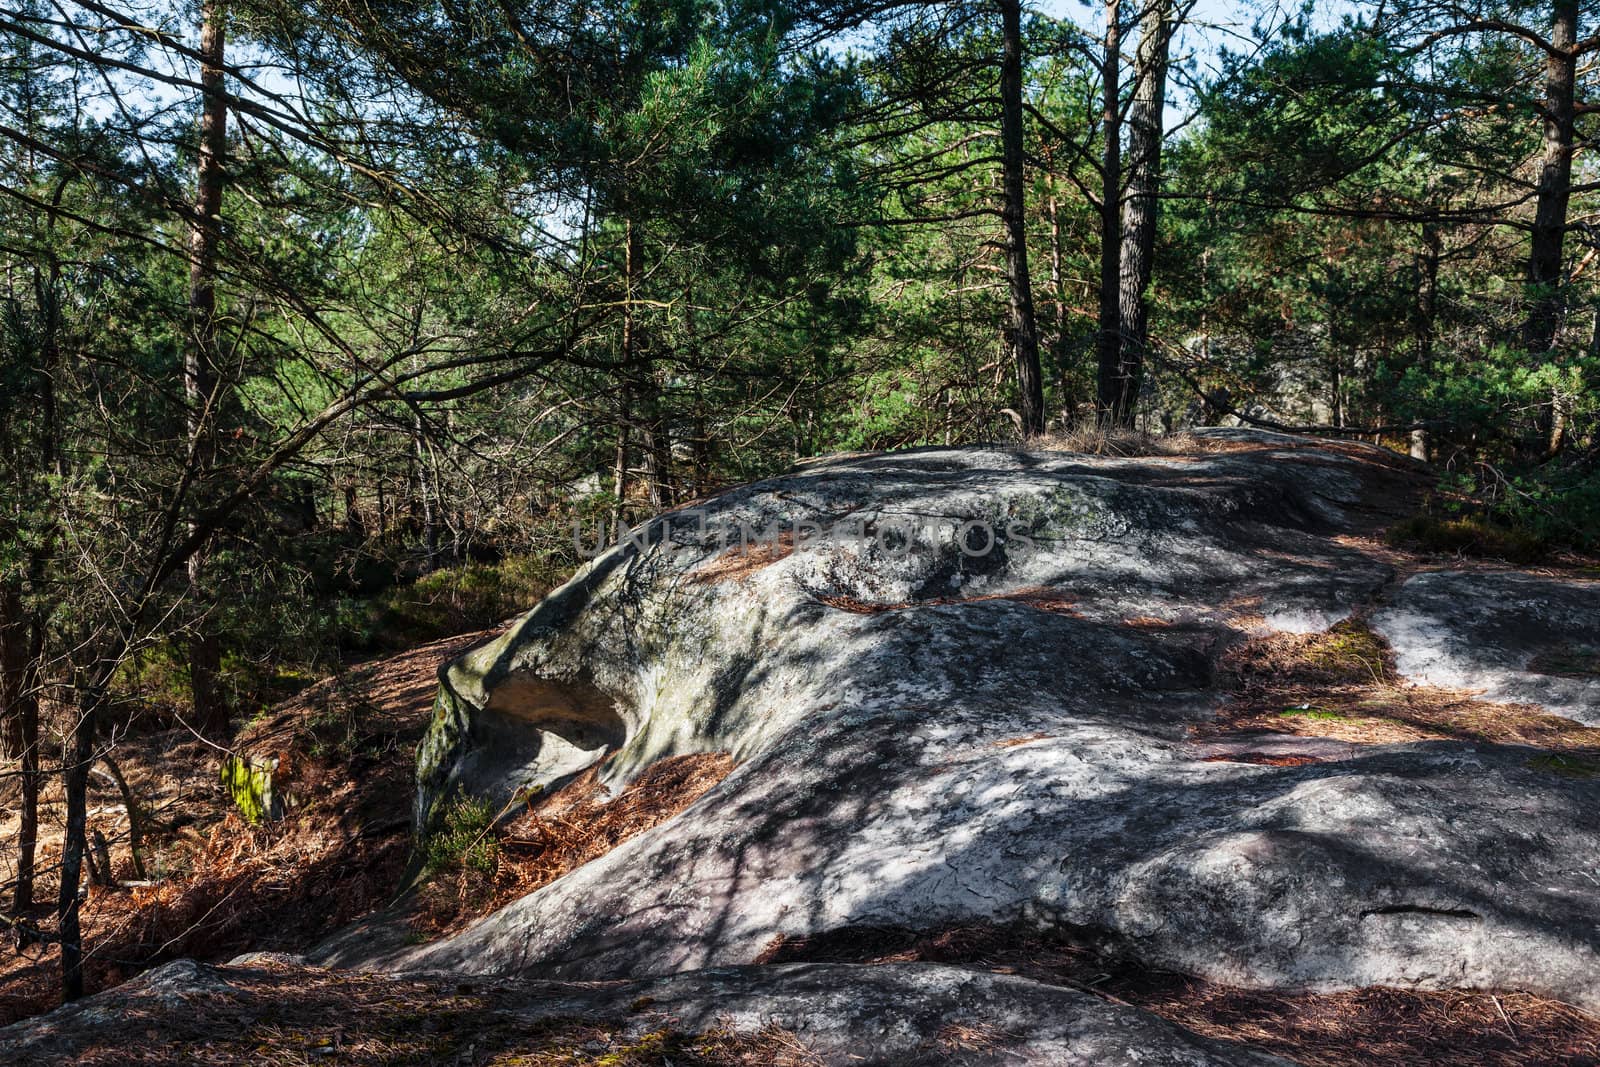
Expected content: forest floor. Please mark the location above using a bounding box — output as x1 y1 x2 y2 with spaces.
0 630 495 1026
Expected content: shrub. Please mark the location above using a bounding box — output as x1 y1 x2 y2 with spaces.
421 793 499 877
346 553 568 651
1386 513 1548 564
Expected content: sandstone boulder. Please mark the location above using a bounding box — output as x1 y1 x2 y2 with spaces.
347 433 1600 1013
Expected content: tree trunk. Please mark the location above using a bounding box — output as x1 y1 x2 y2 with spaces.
94 755 146 881
0 586 40 913
59 674 102 1001
642 412 672 509
1523 0 1577 357
185 0 228 742
15 650 38 913
413 409 439 569
1047 179 1070 407
1411 222 1441 461
1 584 25 762
611 387 631 534
1094 0 1123 426
1113 0 1173 429
685 282 712 496
999 0 1044 438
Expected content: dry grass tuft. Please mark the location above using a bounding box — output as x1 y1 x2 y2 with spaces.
1201 753 1324 767
1529 644 1600 678
1201 621 1600 757
992 733 1053 749
412 752 736 937
935 1020 1016 1053
815 585 1078 615
1034 427 1249 458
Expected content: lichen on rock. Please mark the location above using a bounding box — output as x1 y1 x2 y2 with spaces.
221 754 280 824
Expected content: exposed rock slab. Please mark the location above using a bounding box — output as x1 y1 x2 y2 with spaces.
1371 570 1600 723
0 956 1291 1066
331 433 1600 1012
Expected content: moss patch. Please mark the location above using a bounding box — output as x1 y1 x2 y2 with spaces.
1528 645 1600 679
1279 706 1347 721
1527 753 1600 779
220 756 279 824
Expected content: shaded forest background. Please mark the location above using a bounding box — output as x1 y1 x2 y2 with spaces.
1 0 1598 1000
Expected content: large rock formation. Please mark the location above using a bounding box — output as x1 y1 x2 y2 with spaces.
1372 570 1600 723
0 955 1292 1066
324 430 1600 1015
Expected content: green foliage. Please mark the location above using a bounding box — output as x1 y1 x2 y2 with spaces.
1386 514 1549 564
421 793 499 876
1482 465 1600 554
1280 706 1348 721
1303 624 1388 682
343 554 568 652
221 756 279 825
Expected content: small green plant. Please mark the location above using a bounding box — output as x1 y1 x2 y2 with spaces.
1280 705 1347 721
421 793 499 875
1527 753 1600 778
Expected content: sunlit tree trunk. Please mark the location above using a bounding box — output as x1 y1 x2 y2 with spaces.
1411 222 1440 461
1094 0 1123 426
1113 0 1173 429
999 0 1044 437
185 0 228 741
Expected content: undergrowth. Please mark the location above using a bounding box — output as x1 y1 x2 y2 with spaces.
1386 513 1548 564
421 794 499 876
411 754 735 938
341 554 567 653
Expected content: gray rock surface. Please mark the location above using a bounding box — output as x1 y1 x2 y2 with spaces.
0 957 1291 1066
1371 570 1600 722
343 432 1600 1012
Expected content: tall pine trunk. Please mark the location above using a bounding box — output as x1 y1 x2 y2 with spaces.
185 1 227 741
1094 0 1123 426
1522 2 1578 457
999 0 1044 437
1524 0 1577 357
1411 222 1441 461
1112 0 1172 429
0 585 40 914
59 667 105 1001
